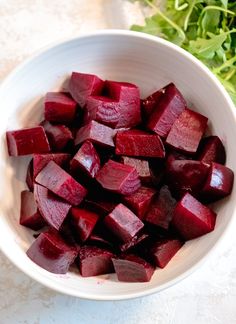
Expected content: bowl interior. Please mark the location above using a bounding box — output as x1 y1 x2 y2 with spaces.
0 31 235 300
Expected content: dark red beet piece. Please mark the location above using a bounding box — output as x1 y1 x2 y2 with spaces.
96 159 141 195
172 192 216 240
27 230 77 274
44 92 77 124
119 233 149 252
34 184 71 230
33 153 71 178
149 239 184 268
105 80 141 128
20 190 46 230
71 207 99 242
26 159 34 191
121 156 152 185
88 234 113 249
145 186 176 230
123 186 156 220
84 195 119 216
42 121 73 152
85 96 121 128
77 245 114 277
112 254 154 282
70 141 100 178
197 136 226 165
115 129 165 158
149 158 166 186
142 86 165 118
75 120 115 148
201 162 234 202
147 83 186 138
166 108 208 154
68 72 104 107
6 126 50 156
166 159 210 197
36 161 87 205
104 203 144 243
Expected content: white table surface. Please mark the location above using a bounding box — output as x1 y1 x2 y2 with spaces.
1 1 236 323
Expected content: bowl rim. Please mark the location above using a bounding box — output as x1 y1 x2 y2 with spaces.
0 29 236 301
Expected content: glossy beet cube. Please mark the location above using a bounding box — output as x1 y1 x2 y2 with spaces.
68 72 104 107
172 192 216 240
197 136 226 165
20 191 46 230
115 129 165 158
85 96 121 128
149 239 184 268
105 80 141 128
71 207 99 242
75 120 115 148
112 254 154 282
70 141 100 178
145 185 176 230
27 231 77 274
142 86 165 118
166 159 210 197
123 186 156 220
42 121 73 152
147 83 186 138
104 203 144 243
33 153 71 178
36 161 87 205
166 108 208 154
26 159 34 191
201 162 234 202
34 184 71 230
121 156 152 185
96 159 141 195
6 126 50 156
77 245 114 277
119 233 149 253
44 92 77 124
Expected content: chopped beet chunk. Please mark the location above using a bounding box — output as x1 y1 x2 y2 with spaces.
33 153 70 178
142 86 166 119
197 136 226 165
42 121 73 152
26 159 34 191
121 156 153 186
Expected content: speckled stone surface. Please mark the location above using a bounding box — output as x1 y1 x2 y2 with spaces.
1 1 236 323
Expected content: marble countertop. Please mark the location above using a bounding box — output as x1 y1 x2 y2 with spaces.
1 1 236 323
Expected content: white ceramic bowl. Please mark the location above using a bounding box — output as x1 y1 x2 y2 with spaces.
0 30 235 300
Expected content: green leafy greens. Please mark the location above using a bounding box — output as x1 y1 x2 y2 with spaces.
131 0 236 104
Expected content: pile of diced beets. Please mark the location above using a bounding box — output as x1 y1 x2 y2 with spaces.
6 72 234 282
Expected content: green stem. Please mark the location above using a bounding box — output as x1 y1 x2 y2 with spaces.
183 0 197 31
213 55 236 74
199 5 236 20
174 0 188 11
225 69 236 81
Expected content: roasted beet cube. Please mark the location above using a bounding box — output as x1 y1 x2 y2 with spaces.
75 120 115 148
145 186 176 230
34 184 71 230
77 245 114 277
85 96 121 128
123 186 156 220
36 161 87 205
68 72 104 107
149 239 184 268
147 83 186 138
119 233 149 252
33 153 70 178
6 126 50 156
112 254 154 282
27 230 77 274
71 207 99 242
42 121 73 152
166 159 210 197
105 80 141 128
104 203 144 243
142 86 165 118
96 159 141 195
26 159 34 191
70 141 100 178
121 156 152 185
166 108 208 154
201 162 234 202
115 129 165 158
172 192 216 240
44 92 77 124
20 191 46 230
197 136 226 165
